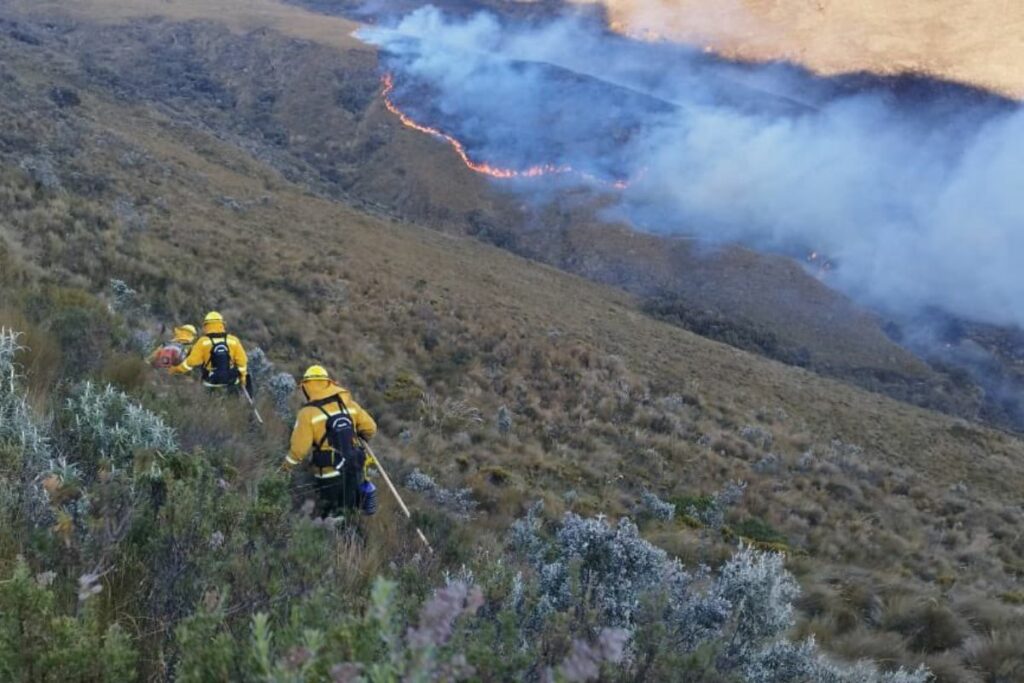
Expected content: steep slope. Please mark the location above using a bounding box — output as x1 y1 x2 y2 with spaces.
4 0 1021 539
5 0 980 425
1 2 1023 677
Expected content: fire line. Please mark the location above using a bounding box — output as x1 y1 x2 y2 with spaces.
381 73 627 189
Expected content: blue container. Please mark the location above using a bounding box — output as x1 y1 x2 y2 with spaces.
360 481 378 516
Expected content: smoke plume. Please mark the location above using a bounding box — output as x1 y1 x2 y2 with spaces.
359 6 1024 331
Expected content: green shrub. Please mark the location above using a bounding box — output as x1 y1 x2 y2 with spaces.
24 287 117 378
733 517 788 546
0 557 139 682
0 328 53 534
61 381 177 476
383 370 425 404
174 593 241 683
0 309 62 396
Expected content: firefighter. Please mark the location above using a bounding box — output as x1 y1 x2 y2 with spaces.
283 365 378 518
148 324 197 369
171 311 249 391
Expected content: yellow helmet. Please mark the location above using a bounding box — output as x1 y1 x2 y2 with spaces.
302 365 331 383
173 324 197 343
204 311 224 324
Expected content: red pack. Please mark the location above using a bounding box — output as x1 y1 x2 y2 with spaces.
151 343 185 368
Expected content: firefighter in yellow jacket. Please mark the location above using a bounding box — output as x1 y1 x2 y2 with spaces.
171 312 249 391
283 365 379 518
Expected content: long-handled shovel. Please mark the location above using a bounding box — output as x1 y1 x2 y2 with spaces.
362 441 433 554
241 382 264 425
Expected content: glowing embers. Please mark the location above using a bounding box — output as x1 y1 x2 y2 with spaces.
381 73 626 188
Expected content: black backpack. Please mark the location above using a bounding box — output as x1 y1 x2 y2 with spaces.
309 396 365 468
203 334 238 386
309 395 366 509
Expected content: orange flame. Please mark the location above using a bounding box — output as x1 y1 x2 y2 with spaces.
381 73 628 189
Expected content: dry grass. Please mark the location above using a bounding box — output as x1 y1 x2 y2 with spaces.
0 3 1022 674
589 0 1024 98
2 0 965 414
11 0 365 50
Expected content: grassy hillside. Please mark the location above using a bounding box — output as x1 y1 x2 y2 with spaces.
5 0 983 426
0 1 1023 680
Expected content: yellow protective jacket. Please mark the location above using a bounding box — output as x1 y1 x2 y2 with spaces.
285 381 377 479
171 322 248 387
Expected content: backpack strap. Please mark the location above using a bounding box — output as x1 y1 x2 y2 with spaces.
306 393 353 452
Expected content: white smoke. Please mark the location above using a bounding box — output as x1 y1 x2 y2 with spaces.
360 6 1024 330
